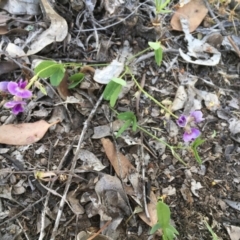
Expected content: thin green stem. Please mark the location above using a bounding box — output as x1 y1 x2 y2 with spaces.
137 125 187 166
137 125 171 149
126 47 151 64
128 68 178 118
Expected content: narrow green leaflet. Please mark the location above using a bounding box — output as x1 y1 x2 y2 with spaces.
116 112 137 137
191 137 205 164
118 112 135 121
203 220 219 240
150 223 161 234
148 42 163 66
157 201 170 228
154 47 163 66
103 81 119 100
68 73 85 89
103 79 126 107
116 119 132 138
110 85 122 107
155 0 171 14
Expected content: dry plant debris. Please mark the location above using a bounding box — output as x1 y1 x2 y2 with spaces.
0 0 240 239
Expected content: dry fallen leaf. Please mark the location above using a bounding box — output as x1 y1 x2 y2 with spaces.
57 71 70 100
27 0 68 55
101 138 157 227
138 191 158 227
225 224 240 240
0 120 58 145
67 190 85 215
171 0 208 32
171 86 187 111
101 138 135 179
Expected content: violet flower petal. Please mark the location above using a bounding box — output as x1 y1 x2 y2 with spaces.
8 81 32 98
18 79 27 89
177 115 187 127
0 81 10 92
4 100 26 115
12 104 25 114
190 111 204 123
183 128 201 142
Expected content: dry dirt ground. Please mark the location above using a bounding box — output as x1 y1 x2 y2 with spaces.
0 0 240 240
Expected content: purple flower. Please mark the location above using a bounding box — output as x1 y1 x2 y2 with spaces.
183 128 200 142
177 115 187 127
0 81 10 92
190 111 204 123
8 79 32 98
4 100 26 115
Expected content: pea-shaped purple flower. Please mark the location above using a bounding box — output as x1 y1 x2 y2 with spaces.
8 79 32 99
4 100 27 115
176 110 204 142
183 128 201 142
177 115 187 127
0 81 10 92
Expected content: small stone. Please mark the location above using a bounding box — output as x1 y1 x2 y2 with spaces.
0 116 8 122
40 158 48 166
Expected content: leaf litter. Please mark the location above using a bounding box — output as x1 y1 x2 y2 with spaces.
0 0 240 239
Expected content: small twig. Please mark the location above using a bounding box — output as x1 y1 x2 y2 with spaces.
227 36 240 57
203 0 227 34
135 73 150 218
39 142 76 240
0 196 46 227
133 49 179 65
15 217 31 240
50 94 103 240
136 72 146 118
87 220 111 240
75 1 151 33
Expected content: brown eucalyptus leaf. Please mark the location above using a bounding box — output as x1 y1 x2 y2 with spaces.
171 0 208 32
0 120 58 145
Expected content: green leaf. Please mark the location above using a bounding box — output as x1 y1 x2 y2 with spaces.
68 73 85 89
156 201 170 229
116 119 132 138
110 85 122 107
164 227 176 240
103 81 119 100
203 220 219 240
154 47 163 66
191 137 205 164
132 118 137 132
34 60 57 74
34 60 65 86
112 77 127 86
160 0 171 9
148 41 161 50
68 81 82 89
160 9 172 13
168 225 179 235
150 222 161 234
118 112 135 121
69 73 85 82
50 67 65 86
37 64 63 78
